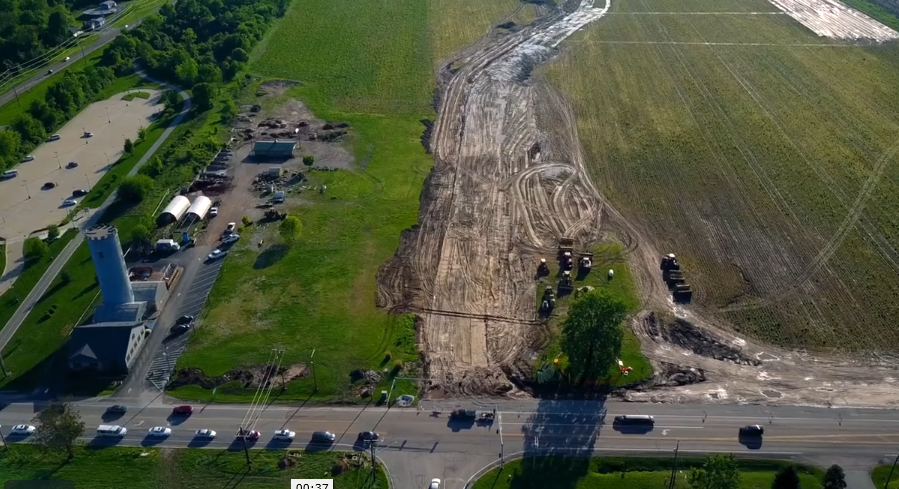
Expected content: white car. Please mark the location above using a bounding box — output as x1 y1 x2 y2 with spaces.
207 249 227 261
21 155 34 162
65 56 71 61
222 233 240 244
209 207 218 217
429 479 441 489
273 429 296 441
148 426 172 437
10 424 36 435
48 134 60 141
195 429 216 439
62 198 77 207
226 222 236 232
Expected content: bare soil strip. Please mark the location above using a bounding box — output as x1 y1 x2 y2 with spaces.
767 0 899 40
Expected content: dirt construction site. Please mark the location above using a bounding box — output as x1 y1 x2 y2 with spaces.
378 0 899 407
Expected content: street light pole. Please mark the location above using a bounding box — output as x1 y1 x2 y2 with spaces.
85 174 91 190
104 153 110 165
24 182 30 199
55 152 61 170
105 107 110 123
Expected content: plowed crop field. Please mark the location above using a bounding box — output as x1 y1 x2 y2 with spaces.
547 0 899 351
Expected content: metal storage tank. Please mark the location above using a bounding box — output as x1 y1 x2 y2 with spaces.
186 195 212 220
157 195 190 225
85 224 134 305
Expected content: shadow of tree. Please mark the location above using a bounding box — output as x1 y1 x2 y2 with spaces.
253 244 288 270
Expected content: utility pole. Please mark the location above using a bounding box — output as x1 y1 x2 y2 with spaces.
310 349 317 392
80 44 87 63
668 440 680 489
884 450 899 489
498 410 504 468
369 439 377 479
240 426 252 471
11 84 20 108
0 355 9 378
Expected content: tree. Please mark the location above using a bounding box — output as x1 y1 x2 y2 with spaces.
174 57 198 85
279 216 302 244
689 454 741 489
198 63 221 84
137 126 147 142
220 99 238 122
303 155 315 167
13 113 46 146
130 224 150 249
124 138 134 154
192 82 215 111
241 215 251 227
772 466 800 489
23 237 49 261
117 175 155 204
32 402 85 460
60 270 72 284
822 465 847 489
0 129 21 168
560 289 627 383
47 224 59 240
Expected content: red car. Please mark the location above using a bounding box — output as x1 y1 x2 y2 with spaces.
172 405 193 415
237 428 260 439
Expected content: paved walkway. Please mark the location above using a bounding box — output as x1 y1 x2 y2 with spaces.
0 70 190 354
846 470 877 489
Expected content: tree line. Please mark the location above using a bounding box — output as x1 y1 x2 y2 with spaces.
0 0 79 72
0 65 115 170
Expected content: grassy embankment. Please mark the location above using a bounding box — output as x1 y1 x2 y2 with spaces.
873 464 899 488
546 0 899 350
841 0 899 32
0 446 388 488
472 456 825 489
537 244 652 387
170 0 544 403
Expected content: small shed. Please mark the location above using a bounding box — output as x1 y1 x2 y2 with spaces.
252 140 296 159
186 195 212 220
157 195 190 226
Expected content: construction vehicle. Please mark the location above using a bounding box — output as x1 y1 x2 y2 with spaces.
559 270 574 293
561 251 573 270
450 409 495 424
660 253 680 271
540 286 555 312
558 237 574 257
673 284 693 302
579 252 593 272
538 258 549 275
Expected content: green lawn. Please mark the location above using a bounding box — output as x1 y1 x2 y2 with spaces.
536 243 652 387
873 464 899 488
122 91 152 101
840 0 899 32
0 244 5 280
0 446 388 488
546 0 899 351
472 456 824 489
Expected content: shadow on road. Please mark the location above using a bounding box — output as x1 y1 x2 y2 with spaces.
87 436 123 448
738 434 762 450
140 435 167 447
187 437 213 448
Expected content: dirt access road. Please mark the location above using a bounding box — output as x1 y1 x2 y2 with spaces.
380 0 899 407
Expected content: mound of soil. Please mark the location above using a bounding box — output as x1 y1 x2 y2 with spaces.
168 363 308 390
643 312 760 366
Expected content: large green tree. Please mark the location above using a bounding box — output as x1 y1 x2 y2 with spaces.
32 402 85 460
23 236 49 261
822 465 846 489
279 215 302 244
560 289 627 383
689 454 741 489
117 175 155 204
771 466 800 489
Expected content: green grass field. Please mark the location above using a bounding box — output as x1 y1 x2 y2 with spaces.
546 0 899 351
430 0 523 63
0 446 388 488
472 456 824 489
537 244 651 386
872 464 899 488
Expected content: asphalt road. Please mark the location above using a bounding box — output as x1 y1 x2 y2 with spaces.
0 72 190 369
0 28 122 109
0 399 895 488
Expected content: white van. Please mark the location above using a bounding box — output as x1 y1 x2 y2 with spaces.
1 170 17 179
97 424 127 437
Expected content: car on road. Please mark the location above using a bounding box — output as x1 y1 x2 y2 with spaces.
73 189 88 197
176 315 194 325
357 431 379 442
46 69 53 75
222 233 240 244
237 429 260 440
739 425 764 436
48 134 60 141
311 431 336 443
21 155 34 162
170 323 192 335
429 479 441 489
172 405 193 416
82 131 93 138
274 429 296 441
148 426 172 437
195 429 216 439
207 249 227 261
62 198 77 207
66 161 78 169
10 424 36 435
43 182 57 189
106 405 128 414
209 207 218 217
65 56 70 61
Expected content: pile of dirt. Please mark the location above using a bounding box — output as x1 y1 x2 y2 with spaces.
349 369 381 384
643 312 760 366
429 366 515 397
278 452 301 469
168 363 308 390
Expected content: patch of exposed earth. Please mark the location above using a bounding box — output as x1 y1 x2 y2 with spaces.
169 363 308 390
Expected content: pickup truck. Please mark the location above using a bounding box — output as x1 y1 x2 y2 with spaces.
449 409 495 424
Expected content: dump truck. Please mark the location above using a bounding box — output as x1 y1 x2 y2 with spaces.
660 253 679 271
559 270 574 293
673 285 693 302
579 252 593 271
664 270 685 285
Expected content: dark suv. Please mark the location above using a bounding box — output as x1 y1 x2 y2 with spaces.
106 405 128 414
739 425 764 436
172 405 193 415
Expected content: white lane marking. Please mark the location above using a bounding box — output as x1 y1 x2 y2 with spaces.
662 429 670 436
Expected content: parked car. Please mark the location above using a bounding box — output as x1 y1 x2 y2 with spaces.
176 315 194 325
10 424 36 435
429 479 441 489
195 429 216 439
82 131 93 138
311 431 336 443
148 426 172 437
48 134 60 141
172 405 193 416
273 429 296 441
209 207 218 217
207 249 227 261
66 161 78 169
21 155 34 162
43 182 57 189
222 233 240 244
226 222 236 232
170 323 192 335
739 425 764 436
72 189 88 197
62 198 77 207
106 405 128 414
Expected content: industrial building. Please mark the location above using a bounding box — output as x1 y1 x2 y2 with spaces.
186 195 212 220
157 195 190 226
251 140 296 159
68 225 171 374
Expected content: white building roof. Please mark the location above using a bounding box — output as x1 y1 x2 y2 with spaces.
160 195 190 221
186 196 212 219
